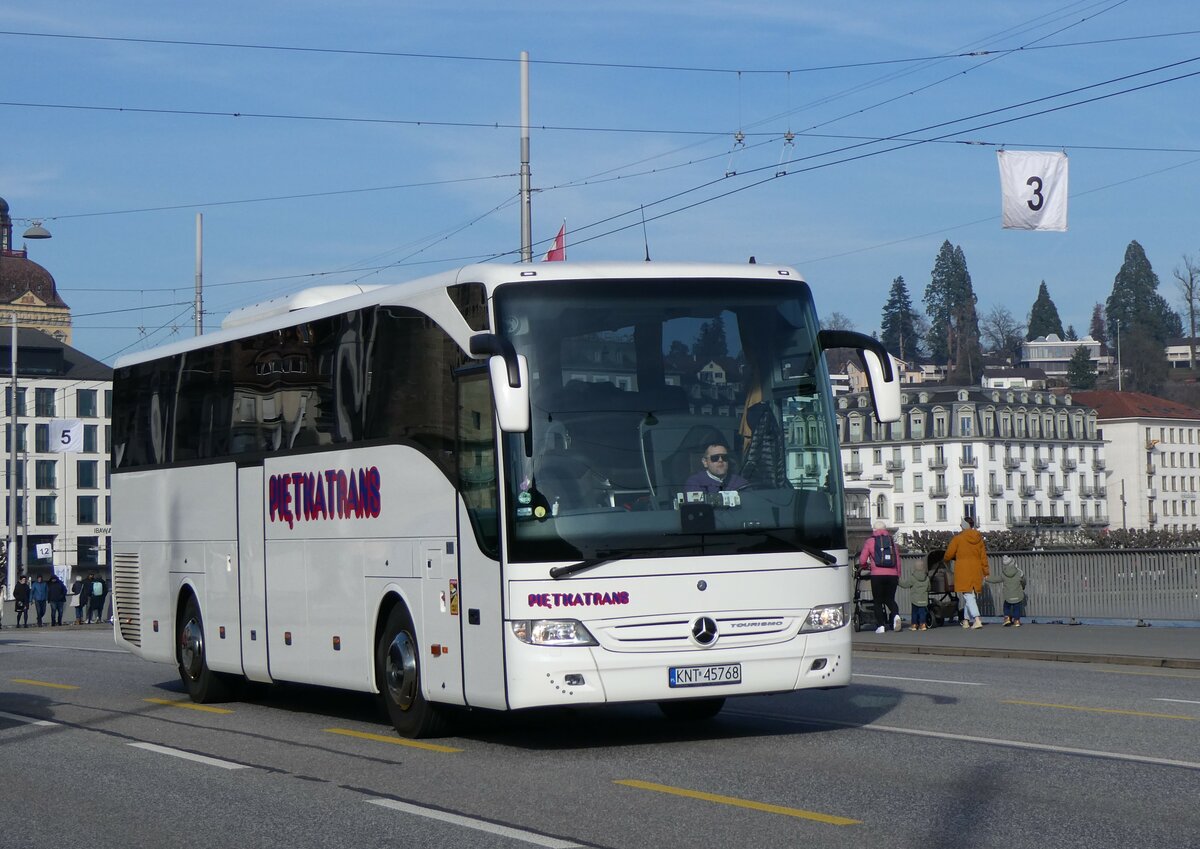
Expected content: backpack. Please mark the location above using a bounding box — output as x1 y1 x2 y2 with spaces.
872 533 896 568
92 581 104 597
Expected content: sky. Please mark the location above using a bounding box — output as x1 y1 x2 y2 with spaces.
2 1 1199 366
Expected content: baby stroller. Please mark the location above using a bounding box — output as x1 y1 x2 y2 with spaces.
924 549 959 627
851 565 875 632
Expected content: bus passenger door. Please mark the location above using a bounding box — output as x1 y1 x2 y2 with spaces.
237 466 271 682
456 367 508 710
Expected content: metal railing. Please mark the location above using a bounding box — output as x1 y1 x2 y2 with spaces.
893 549 1200 622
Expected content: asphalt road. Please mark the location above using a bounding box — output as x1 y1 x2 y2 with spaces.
1 627 1197 849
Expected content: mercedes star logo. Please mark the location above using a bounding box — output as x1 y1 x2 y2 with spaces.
691 616 719 646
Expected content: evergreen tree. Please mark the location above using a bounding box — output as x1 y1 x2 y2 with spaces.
946 245 984 383
880 275 919 362
1066 345 1097 389
693 316 728 360
1026 280 1065 340
1089 303 1108 352
1106 240 1183 345
1065 325 1078 341
923 241 957 363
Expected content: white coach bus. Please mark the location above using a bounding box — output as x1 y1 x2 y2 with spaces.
110 261 899 737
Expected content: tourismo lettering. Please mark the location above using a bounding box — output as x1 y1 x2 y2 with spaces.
268 467 382 529
527 591 630 609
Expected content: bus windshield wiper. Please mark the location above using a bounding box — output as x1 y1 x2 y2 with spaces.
549 552 628 580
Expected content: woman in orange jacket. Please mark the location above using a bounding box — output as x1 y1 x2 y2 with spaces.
944 517 989 629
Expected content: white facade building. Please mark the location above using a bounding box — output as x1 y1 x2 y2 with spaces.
1020 333 1103 379
3 327 112 580
1072 391 1200 531
835 385 1107 537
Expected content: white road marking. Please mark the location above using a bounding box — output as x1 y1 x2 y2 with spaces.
730 710 1200 772
853 673 986 686
0 710 57 726
1152 698 1200 705
11 643 128 654
128 741 248 770
367 798 584 848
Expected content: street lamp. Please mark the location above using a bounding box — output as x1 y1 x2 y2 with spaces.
22 220 51 240
6 222 51 589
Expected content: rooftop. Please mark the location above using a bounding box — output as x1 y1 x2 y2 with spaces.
1070 390 1200 420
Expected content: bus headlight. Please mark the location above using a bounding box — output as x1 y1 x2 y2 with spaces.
800 603 849 632
510 619 598 646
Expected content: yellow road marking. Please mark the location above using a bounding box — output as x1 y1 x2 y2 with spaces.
614 779 860 825
11 678 78 691
324 727 463 753
144 697 234 714
1004 699 1197 721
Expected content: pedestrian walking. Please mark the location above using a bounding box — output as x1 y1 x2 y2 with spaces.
47 573 67 626
70 575 86 624
858 519 903 633
898 562 932 631
0 580 6 629
13 575 30 628
86 573 106 624
944 517 989 629
987 554 1027 627
30 575 49 627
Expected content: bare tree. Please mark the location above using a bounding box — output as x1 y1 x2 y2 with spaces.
1174 254 1200 370
820 311 855 332
980 305 1026 363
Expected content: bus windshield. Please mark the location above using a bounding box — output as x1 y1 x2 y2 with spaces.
495 277 846 564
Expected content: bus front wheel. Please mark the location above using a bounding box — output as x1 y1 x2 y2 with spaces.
376 604 449 738
177 596 236 703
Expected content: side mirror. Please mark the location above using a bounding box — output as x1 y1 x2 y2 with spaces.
470 333 530 433
817 329 901 423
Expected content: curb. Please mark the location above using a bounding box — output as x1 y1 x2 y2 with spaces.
852 641 1200 670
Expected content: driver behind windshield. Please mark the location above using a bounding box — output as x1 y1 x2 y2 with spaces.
685 441 750 494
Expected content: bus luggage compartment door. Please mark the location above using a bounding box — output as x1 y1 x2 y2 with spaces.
420 541 465 707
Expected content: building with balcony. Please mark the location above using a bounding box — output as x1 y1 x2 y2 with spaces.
2 327 112 580
1071 391 1200 531
835 385 1106 536
1019 334 1104 379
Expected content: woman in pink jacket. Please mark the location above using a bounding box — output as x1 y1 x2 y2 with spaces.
858 520 902 633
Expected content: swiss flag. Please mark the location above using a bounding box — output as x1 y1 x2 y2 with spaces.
542 222 566 261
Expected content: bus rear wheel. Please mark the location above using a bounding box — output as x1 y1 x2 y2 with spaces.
177 596 237 703
376 604 449 738
657 697 725 721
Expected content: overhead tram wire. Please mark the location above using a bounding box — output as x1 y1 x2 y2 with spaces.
34 173 518 223
799 152 1200 267
60 51 1200 319
2 22 1197 75
501 60 1200 262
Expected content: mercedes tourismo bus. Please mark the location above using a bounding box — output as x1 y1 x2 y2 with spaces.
110 261 899 737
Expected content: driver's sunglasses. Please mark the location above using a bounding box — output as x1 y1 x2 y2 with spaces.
705 453 729 462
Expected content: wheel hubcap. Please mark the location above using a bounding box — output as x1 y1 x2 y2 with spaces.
180 617 203 681
384 630 418 712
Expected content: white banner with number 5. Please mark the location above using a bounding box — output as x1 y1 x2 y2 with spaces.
997 150 1068 231
50 418 83 453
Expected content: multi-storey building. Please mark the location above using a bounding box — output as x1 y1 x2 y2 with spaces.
1020 333 1107 379
1071 391 1200 531
833 385 1107 536
3 327 113 579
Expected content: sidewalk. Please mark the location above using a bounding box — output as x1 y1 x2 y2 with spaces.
853 618 1200 670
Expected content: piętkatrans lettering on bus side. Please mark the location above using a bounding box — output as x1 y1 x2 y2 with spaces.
267 467 382 529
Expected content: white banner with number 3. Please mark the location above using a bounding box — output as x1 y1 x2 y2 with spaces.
998 150 1068 231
